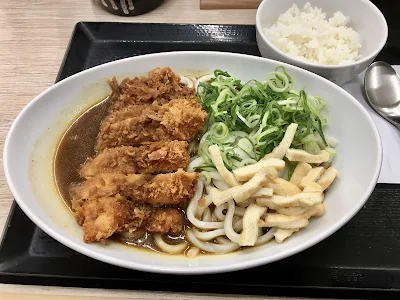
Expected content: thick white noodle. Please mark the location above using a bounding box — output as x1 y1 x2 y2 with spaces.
216 237 233 244
213 203 228 221
186 247 200 258
234 207 246 217
233 218 243 232
237 197 255 208
187 181 224 230
195 74 214 92
192 228 226 241
187 229 240 253
154 234 187 254
180 75 194 88
255 228 278 246
205 185 214 194
187 156 205 172
188 202 223 229
189 155 200 163
196 195 213 217
224 200 241 243
187 75 197 84
191 178 205 211
213 179 231 191
203 207 212 222
201 170 224 186
208 170 224 181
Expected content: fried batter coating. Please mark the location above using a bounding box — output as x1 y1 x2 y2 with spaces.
96 98 206 150
109 67 197 111
146 208 185 235
80 141 189 177
72 194 185 242
70 170 199 206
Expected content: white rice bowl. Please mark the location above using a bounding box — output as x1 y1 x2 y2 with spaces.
264 2 362 65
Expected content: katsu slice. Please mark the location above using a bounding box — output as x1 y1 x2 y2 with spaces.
145 208 185 235
80 141 190 177
96 98 207 150
73 194 150 242
70 170 199 206
103 102 150 125
72 194 185 243
109 67 197 111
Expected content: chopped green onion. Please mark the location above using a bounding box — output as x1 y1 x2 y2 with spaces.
303 141 321 155
195 67 332 171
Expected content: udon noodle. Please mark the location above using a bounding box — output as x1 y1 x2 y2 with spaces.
185 172 276 255
150 75 277 256
156 73 338 257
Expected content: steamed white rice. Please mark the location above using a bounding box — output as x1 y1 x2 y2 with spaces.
264 3 362 65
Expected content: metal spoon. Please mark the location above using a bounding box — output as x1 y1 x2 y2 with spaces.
364 61 400 131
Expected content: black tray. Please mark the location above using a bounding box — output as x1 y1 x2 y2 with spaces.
2 18 400 299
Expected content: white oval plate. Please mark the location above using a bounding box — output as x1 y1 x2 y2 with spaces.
3 52 382 274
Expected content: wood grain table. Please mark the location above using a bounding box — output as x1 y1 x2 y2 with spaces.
0 1 329 299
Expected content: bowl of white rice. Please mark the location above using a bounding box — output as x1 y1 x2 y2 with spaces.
256 0 388 84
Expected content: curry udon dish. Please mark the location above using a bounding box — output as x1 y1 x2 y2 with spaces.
54 67 339 257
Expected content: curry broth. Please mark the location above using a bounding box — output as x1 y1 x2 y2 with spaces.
54 97 111 207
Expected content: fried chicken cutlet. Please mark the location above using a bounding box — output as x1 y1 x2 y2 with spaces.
108 67 197 111
70 170 199 206
63 67 205 245
80 141 189 177
72 194 185 242
96 98 207 150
